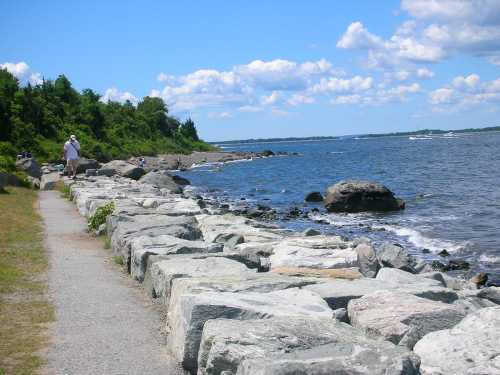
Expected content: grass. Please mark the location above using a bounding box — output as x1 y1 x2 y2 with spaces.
0 187 55 375
112 256 124 266
103 237 111 250
55 181 71 200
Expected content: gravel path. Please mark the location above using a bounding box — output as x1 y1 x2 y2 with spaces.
40 191 185 375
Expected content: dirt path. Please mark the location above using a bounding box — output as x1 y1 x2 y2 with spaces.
39 191 184 375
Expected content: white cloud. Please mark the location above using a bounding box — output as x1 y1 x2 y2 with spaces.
208 111 232 119
331 94 362 105
261 91 280 105
0 61 30 78
416 68 434 79
429 74 500 111
101 87 138 104
311 76 373 94
338 1 500 68
1 61 44 85
237 105 263 113
287 94 315 106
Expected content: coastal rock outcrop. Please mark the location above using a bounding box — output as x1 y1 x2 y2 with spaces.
377 243 416 272
167 288 332 373
100 160 145 180
198 317 420 375
347 290 466 349
324 180 405 212
139 171 183 193
414 306 500 375
304 191 324 202
76 157 100 174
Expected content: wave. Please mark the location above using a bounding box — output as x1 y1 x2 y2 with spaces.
479 254 500 263
374 224 466 253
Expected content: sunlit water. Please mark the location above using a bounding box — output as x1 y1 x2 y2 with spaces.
178 132 500 281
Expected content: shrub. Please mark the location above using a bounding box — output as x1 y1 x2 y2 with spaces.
88 201 115 231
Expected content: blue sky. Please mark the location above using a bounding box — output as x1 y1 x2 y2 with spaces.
1 0 499 141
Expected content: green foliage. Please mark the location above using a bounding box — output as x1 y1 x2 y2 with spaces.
88 201 115 231
0 69 214 163
112 256 124 266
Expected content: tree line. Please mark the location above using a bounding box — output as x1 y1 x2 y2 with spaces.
0 68 214 169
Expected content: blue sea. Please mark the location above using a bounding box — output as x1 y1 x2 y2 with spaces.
179 132 500 282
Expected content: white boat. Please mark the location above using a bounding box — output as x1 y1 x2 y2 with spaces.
409 134 433 140
442 132 459 138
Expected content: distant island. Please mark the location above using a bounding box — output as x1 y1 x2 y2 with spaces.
213 125 500 145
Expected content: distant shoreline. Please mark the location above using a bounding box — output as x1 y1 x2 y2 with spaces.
212 125 500 146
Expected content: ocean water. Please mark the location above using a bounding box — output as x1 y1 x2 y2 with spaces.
179 132 500 281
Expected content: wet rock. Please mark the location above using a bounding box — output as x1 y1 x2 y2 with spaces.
438 249 450 257
304 191 324 202
302 228 321 236
324 180 405 213
260 150 275 157
377 243 416 273
414 306 500 375
477 286 500 304
348 290 466 349
171 174 190 185
100 160 145 180
15 157 41 178
199 317 419 375
356 243 379 277
167 288 332 373
446 259 470 271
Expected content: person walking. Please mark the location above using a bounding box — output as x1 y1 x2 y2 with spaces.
63 135 80 179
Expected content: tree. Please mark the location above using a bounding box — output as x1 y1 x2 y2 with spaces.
178 118 199 141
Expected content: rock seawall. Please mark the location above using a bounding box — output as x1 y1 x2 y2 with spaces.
65 173 500 375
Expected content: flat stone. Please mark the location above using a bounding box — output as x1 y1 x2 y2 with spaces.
348 290 466 349
269 236 358 270
145 255 255 303
199 317 419 375
129 235 223 282
414 306 500 375
271 267 362 280
167 288 332 373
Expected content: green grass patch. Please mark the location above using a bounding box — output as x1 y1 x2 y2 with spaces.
88 202 115 231
0 187 54 375
103 237 111 250
112 256 124 266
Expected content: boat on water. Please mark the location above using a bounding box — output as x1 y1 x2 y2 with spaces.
409 134 433 140
442 131 459 138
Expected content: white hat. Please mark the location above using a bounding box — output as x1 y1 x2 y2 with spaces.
70 135 76 140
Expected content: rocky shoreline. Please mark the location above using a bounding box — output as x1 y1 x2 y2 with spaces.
63 164 500 375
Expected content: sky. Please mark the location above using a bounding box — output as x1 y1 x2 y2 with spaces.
1 0 499 141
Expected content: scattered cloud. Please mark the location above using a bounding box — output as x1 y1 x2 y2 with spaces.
337 0 500 68
1 61 43 85
101 87 138 104
429 74 500 111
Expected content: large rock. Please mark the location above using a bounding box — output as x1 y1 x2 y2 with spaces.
356 243 379 277
40 171 61 190
139 171 183 193
304 191 324 202
145 255 255 303
305 270 457 309
377 243 416 272
199 317 419 375
109 214 202 262
15 158 41 178
129 235 223 282
347 290 466 349
100 160 145 180
167 288 332 373
414 306 500 375
477 286 500 305
269 235 358 270
76 157 100 173
324 180 405 213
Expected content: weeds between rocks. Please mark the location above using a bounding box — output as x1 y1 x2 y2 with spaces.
88 202 115 232
0 187 54 375
55 181 71 200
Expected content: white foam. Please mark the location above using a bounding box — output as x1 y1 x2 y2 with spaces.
479 254 500 263
375 224 466 253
